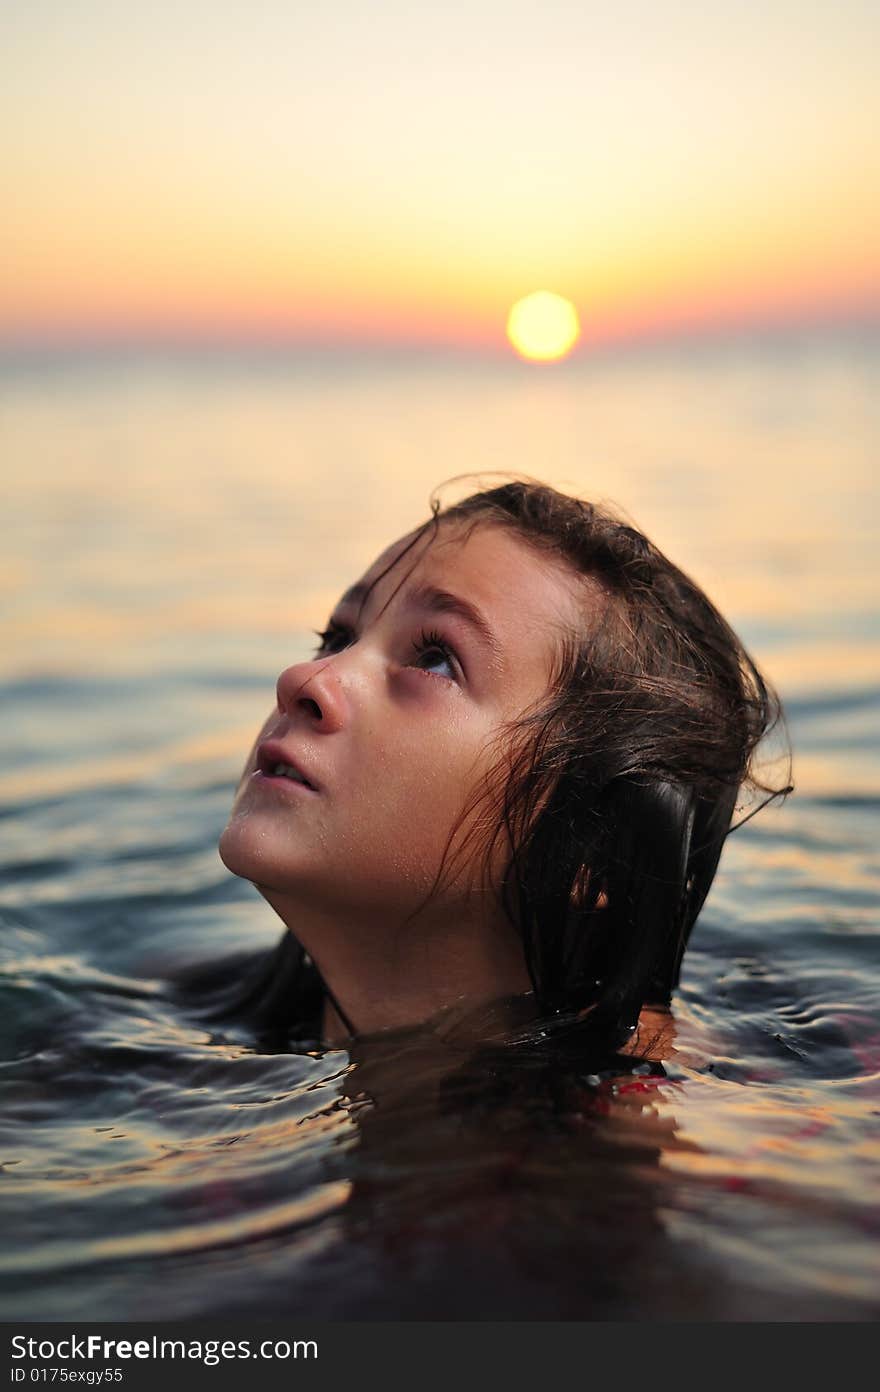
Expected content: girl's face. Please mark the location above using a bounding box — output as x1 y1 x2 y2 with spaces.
219 518 581 922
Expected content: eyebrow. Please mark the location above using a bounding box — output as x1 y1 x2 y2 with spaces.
335 581 503 668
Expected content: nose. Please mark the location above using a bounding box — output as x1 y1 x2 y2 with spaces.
275 657 348 734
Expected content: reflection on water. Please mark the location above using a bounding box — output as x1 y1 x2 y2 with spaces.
0 336 878 1319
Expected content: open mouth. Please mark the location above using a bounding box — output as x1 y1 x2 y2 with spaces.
256 747 316 790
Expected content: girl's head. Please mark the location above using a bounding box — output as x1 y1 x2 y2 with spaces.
220 478 791 1048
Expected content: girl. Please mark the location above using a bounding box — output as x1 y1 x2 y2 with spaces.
204 478 792 1056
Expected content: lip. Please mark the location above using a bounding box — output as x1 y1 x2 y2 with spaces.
254 739 320 793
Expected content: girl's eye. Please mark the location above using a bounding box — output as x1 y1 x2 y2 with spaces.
410 629 459 683
312 622 460 683
312 622 352 656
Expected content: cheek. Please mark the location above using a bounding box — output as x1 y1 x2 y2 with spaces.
343 722 466 823
360 726 499 879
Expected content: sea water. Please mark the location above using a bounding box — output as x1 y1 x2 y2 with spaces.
1 334 877 1318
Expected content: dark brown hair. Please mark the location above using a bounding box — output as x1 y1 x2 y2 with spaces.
409 476 793 1050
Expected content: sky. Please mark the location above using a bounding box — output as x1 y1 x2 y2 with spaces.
2 0 879 353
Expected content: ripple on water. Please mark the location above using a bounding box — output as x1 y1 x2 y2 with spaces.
1 347 879 1319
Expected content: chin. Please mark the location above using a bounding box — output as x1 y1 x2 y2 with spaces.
218 816 277 883
217 818 313 902
217 822 250 880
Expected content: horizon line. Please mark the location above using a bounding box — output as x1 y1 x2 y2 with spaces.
1 303 879 364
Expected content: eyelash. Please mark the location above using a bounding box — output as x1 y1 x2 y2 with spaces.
311 623 460 682
312 623 350 656
410 628 459 681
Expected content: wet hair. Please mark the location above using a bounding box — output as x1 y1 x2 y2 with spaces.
182 476 792 1056
384 476 793 1050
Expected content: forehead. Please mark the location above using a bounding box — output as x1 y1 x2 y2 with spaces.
352 517 584 683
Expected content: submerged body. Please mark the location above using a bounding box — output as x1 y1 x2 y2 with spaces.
4 929 876 1321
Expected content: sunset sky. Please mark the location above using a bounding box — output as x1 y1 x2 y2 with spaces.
3 0 878 353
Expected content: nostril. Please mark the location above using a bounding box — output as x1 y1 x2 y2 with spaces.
299 696 322 720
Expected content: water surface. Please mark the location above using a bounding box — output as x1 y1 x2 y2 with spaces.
1 337 878 1319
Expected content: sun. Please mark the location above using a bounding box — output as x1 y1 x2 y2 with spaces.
506 291 580 362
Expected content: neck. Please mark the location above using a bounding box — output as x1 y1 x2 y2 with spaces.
255 885 533 1046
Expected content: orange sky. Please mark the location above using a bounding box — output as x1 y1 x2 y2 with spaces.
2 2 878 352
